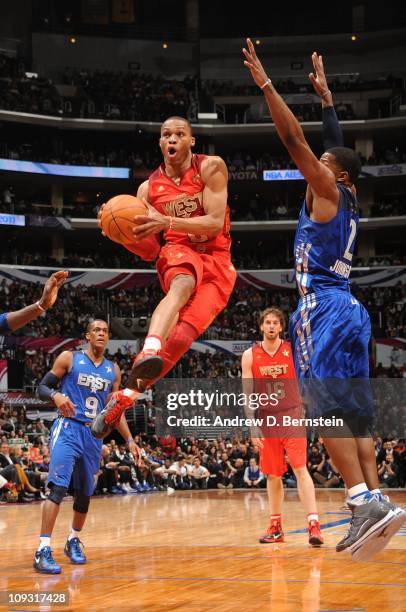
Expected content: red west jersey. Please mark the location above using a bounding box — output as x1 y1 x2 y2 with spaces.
251 341 302 412
147 154 231 254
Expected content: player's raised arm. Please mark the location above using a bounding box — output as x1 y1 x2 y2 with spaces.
4 270 68 332
37 351 76 417
243 39 339 207
309 52 344 149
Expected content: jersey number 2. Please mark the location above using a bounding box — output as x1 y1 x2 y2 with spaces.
343 219 357 261
84 397 98 418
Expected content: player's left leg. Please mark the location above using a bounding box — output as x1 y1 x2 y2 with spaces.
286 437 323 546
91 253 236 437
34 419 80 574
64 490 89 565
65 431 102 564
128 273 196 388
259 438 285 543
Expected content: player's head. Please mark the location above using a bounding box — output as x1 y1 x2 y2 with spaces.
320 147 361 185
259 307 285 340
159 116 195 164
85 319 109 350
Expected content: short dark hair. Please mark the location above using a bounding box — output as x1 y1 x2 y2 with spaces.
327 146 361 183
161 116 192 134
258 307 285 332
86 318 109 333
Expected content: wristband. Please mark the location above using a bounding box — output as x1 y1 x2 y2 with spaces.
166 216 174 231
320 89 332 99
260 78 272 90
36 301 46 312
126 436 134 445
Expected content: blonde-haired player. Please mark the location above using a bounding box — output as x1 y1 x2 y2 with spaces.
242 307 323 545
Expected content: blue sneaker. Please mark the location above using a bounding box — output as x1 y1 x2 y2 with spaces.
141 482 152 492
33 547 61 574
111 486 126 495
64 537 86 564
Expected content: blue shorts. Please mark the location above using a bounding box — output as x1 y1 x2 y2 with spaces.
289 290 372 423
48 418 103 496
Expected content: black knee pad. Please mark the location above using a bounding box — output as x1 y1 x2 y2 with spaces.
73 491 90 514
48 485 67 505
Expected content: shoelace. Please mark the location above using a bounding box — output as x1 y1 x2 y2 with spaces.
42 547 56 562
70 538 84 554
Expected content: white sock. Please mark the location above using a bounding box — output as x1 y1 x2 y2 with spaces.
308 513 319 523
143 335 162 352
68 527 81 541
38 535 51 551
348 482 372 506
370 488 381 495
123 388 138 400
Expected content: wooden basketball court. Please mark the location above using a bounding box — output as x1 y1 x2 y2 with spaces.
1 489 405 611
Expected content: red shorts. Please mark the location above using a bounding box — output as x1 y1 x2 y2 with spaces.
259 437 307 477
156 243 237 335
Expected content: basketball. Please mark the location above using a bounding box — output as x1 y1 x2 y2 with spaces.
100 195 148 244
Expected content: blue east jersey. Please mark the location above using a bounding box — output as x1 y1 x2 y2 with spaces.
48 351 116 496
289 184 371 398
59 351 116 423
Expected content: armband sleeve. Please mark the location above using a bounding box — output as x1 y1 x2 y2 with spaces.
37 371 60 402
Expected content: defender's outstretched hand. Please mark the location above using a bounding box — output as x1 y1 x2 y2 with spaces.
39 271 69 310
243 38 269 89
309 52 331 102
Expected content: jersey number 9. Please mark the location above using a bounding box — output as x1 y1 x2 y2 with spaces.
84 396 98 418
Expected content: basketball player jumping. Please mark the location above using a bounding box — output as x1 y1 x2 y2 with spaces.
242 307 323 546
91 116 237 436
33 319 138 573
0 270 68 333
243 38 405 561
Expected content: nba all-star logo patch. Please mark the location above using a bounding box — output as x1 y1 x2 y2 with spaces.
192 174 200 183
283 349 290 357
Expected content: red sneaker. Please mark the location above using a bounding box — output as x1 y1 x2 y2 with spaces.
90 390 135 439
308 520 324 546
126 349 164 391
259 521 285 544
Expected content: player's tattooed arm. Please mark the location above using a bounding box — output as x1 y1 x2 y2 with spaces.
39 351 76 417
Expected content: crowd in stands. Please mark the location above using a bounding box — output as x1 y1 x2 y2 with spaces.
1 188 405 227
0 53 197 122
1 245 404 271
61 68 197 122
1 393 405 503
0 272 404 343
202 73 403 97
1 52 405 123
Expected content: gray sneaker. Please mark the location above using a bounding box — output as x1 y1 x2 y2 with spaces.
351 502 406 561
336 499 406 561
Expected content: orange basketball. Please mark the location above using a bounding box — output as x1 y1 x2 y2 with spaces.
100 195 147 244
